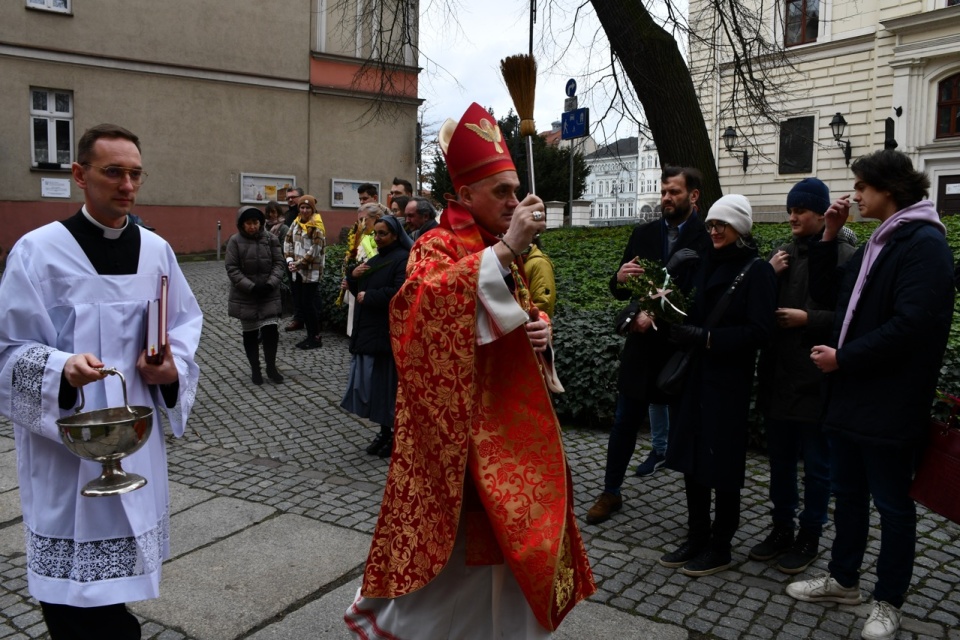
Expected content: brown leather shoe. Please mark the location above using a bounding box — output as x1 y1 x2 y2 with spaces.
586 491 622 524
284 320 303 331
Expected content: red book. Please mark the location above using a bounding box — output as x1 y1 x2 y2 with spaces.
145 275 168 364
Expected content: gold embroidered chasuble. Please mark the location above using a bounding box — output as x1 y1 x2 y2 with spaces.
361 201 595 631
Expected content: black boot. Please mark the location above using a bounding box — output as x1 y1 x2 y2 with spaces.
376 434 394 458
261 325 284 383
659 538 707 568
366 427 389 455
777 528 820 574
375 425 393 458
749 523 795 561
242 330 263 385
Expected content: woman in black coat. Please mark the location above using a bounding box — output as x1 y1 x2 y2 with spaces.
225 206 286 384
660 194 777 576
340 215 412 458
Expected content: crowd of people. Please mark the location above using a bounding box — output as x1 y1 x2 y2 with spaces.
0 107 953 640
582 151 954 640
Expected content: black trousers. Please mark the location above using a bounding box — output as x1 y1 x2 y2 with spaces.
291 277 320 336
40 602 140 640
684 474 741 552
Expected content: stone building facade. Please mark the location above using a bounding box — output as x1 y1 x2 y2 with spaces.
690 0 960 217
0 0 420 254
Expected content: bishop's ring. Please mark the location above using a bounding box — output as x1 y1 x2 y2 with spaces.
532 212 543 221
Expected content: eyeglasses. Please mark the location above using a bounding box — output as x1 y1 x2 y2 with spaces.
705 220 728 233
374 230 395 238
83 164 147 185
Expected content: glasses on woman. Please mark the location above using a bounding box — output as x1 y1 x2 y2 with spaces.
373 230 395 238
83 164 147 185
705 220 728 233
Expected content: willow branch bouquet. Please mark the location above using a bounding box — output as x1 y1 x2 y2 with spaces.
622 258 694 329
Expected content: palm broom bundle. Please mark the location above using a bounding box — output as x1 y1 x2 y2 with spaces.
500 54 538 195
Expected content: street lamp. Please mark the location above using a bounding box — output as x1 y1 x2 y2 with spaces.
722 126 749 173
829 112 853 165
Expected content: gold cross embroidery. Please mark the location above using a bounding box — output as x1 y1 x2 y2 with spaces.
465 118 504 154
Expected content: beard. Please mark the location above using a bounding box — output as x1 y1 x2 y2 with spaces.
662 197 692 222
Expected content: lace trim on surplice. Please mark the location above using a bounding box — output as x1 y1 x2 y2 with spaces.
25 512 170 583
11 344 56 436
169 353 197 429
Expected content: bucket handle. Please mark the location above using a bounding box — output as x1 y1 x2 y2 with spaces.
75 368 136 415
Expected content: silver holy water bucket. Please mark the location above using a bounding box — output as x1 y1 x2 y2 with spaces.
56 368 154 497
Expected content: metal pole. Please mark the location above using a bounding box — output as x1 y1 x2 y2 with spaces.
216 221 221 261
568 140 574 228
529 1 535 57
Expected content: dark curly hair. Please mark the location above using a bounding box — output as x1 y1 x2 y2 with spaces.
851 150 929 211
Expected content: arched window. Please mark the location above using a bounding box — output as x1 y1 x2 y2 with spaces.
937 73 960 138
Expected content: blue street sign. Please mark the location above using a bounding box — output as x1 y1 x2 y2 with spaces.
561 107 589 140
565 78 577 98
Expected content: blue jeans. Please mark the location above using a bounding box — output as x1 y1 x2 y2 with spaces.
649 403 670 456
765 418 830 535
827 433 920 609
603 393 648 494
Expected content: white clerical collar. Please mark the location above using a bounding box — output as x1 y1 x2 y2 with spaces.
81 206 128 239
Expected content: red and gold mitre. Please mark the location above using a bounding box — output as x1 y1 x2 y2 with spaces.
439 102 516 191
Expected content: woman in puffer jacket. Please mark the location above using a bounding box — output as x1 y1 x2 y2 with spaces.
225 205 286 384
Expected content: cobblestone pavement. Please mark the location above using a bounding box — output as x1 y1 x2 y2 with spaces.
0 259 958 639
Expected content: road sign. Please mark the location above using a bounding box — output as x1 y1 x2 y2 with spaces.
565 78 577 97
564 96 578 113
561 107 589 140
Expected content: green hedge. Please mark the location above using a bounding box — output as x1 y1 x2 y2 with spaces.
541 218 960 433
320 218 960 432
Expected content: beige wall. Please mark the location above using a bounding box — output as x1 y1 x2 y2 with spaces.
306 93 418 206
690 0 960 215
1 1 310 79
0 1 422 254
0 58 310 206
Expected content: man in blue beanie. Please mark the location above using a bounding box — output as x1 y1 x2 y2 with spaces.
751 178 857 573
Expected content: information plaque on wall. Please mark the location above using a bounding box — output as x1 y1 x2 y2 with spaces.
240 173 297 204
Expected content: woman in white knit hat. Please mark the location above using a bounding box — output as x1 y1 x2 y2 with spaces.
658 194 778 577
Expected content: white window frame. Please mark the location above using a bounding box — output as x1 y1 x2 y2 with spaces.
30 87 74 169
26 0 71 13
771 0 832 49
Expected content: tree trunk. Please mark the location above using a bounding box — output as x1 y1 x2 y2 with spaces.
590 0 722 211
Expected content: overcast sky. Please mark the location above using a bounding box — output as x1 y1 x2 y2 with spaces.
417 1 635 146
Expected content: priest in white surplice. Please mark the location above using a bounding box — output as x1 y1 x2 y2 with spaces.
0 124 202 639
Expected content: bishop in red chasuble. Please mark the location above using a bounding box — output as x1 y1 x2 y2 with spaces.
346 103 595 638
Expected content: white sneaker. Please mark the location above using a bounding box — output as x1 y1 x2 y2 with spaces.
861 601 902 640
785 574 863 605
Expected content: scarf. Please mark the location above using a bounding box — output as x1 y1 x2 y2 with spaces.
266 220 284 237
837 199 945 347
295 212 325 236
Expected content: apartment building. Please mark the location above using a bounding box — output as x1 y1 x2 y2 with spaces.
582 136 664 225
0 0 420 254
690 0 960 216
